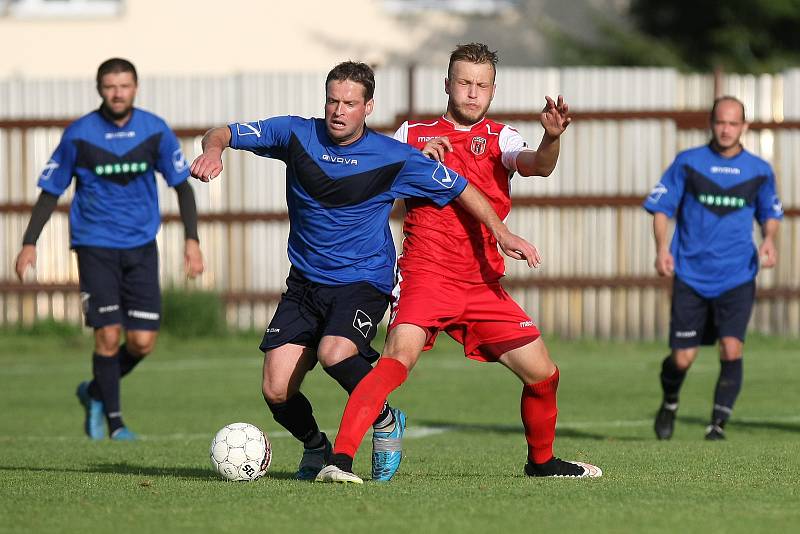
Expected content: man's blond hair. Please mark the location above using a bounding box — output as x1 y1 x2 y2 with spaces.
447 43 499 81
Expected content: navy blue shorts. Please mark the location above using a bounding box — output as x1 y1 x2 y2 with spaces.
260 268 389 362
75 241 161 331
669 277 755 349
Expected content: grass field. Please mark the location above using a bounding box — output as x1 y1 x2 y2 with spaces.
1 327 798 533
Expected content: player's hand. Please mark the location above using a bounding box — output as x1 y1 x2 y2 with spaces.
541 95 571 138
655 248 674 277
184 239 205 279
421 136 453 161
190 151 223 182
496 230 542 268
14 245 37 282
759 238 777 268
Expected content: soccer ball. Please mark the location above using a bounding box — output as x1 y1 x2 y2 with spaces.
210 422 272 481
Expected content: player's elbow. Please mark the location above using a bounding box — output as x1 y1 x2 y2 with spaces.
519 164 554 178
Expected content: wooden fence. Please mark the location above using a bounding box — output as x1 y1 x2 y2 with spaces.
1 74 799 339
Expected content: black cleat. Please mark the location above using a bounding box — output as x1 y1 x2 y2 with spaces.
704 423 726 441
654 404 677 440
525 457 602 478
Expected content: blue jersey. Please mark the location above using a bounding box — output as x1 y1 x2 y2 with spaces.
643 144 783 298
229 116 468 294
37 107 190 248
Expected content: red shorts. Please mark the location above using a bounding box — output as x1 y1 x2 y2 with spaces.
389 269 541 362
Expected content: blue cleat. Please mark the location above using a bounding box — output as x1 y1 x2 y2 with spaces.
295 433 332 480
76 381 105 440
372 408 406 481
110 427 138 441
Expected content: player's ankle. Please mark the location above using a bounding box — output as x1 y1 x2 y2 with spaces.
330 453 354 472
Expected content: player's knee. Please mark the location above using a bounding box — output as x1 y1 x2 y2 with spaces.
719 338 743 361
317 336 358 367
261 377 293 405
672 350 696 371
94 325 122 354
126 332 158 357
316 348 352 368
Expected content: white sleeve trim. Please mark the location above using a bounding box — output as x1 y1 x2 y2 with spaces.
393 122 409 143
498 125 531 171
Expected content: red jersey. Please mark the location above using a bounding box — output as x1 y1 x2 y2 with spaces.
394 116 529 282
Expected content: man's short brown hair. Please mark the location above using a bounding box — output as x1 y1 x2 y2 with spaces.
325 61 375 101
447 43 499 81
96 58 138 88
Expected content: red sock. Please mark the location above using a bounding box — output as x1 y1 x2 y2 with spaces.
521 368 559 464
333 358 409 458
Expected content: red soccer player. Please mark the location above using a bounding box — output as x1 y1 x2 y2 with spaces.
317 43 602 483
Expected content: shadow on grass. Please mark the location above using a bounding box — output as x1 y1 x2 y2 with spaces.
679 415 800 434
414 419 646 442
0 463 297 481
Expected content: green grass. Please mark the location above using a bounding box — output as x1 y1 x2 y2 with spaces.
1 330 798 533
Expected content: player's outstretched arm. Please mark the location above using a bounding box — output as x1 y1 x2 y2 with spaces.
455 183 541 268
652 212 674 277
759 218 779 268
191 126 231 182
516 95 571 177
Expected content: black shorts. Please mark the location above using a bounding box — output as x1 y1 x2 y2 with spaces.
75 241 161 331
259 268 390 362
669 277 755 349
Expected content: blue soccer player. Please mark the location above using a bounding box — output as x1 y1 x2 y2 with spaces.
190 61 539 481
644 96 783 441
14 58 205 441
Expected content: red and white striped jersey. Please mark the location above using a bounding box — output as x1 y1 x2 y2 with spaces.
394 116 531 282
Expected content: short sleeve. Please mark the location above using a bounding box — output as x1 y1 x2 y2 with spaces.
755 168 784 224
156 124 190 187
393 122 409 143
37 132 77 196
643 156 686 217
228 116 293 161
391 148 467 206
498 126 530 171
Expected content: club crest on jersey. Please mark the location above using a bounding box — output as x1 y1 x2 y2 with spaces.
470 136 487 155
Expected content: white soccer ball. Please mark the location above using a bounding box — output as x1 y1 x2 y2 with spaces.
210 422 272 481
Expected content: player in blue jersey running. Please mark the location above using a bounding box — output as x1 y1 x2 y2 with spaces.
190 61 539 481
14 58 205 441
644 96 783 441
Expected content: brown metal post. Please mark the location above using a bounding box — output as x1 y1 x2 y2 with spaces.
407 63 416 119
